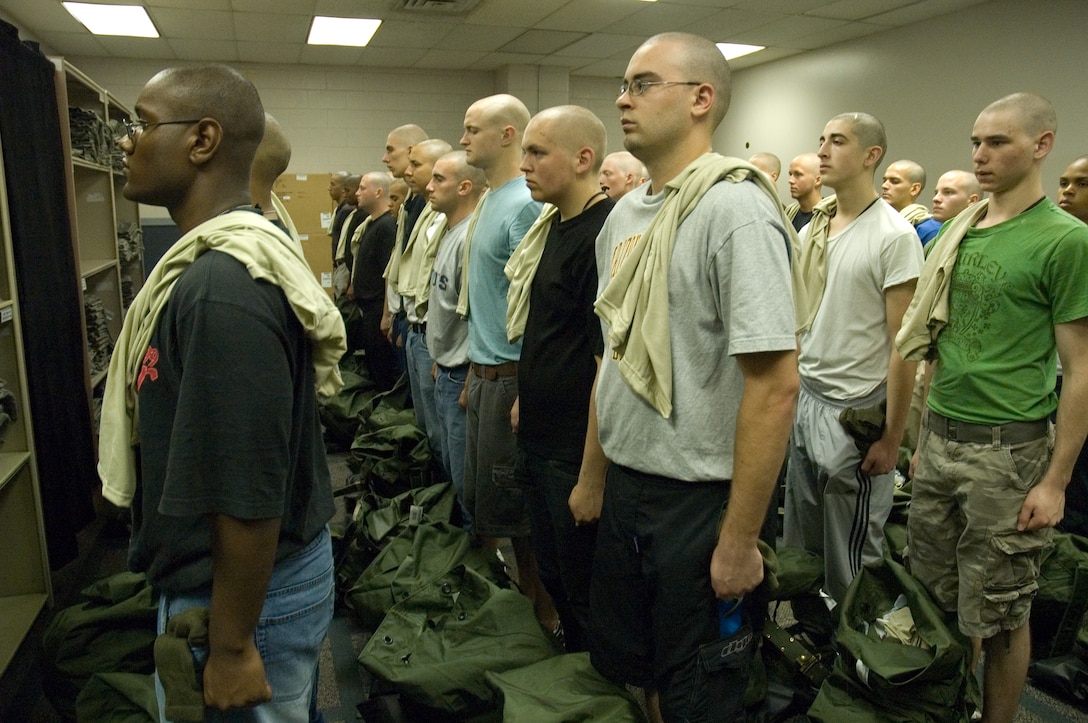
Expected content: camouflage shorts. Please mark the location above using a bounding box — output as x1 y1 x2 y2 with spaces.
908 426 1052 640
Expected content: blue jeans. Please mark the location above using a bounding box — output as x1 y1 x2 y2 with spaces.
516 449 597 652
405 330 444 472
155 527 334 722
391 313 408 380
434 363 472 532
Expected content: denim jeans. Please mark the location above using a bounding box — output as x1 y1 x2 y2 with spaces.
155 527 334 722
434 363 472 532
405 330 444 472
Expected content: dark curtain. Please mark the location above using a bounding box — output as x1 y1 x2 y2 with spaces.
0 20 98 568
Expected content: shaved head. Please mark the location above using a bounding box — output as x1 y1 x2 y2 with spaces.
411 138 454 165
639 32 731 128
388 124 427 147
530 105 607 173
830 111 887 163
932 169 982 222
981 92 1057 137
471 94 532 135
748 152 781 182
251 113 291 189
888 159 926 188
439 150 488 189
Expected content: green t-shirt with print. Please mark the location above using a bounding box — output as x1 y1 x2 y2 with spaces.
929 199 1088 425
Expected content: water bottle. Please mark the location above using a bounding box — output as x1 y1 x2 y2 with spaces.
718 597 744 637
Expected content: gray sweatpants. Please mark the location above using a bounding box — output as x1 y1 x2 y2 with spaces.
784 380 895 602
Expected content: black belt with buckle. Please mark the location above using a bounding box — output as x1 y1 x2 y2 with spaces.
924 410 1047 445
408 322 427 334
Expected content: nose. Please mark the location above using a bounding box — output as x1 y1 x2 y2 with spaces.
118 133 134 153
459 132 469 147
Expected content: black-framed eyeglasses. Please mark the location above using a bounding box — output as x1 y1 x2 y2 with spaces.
121 118 201 142
619 79 701 97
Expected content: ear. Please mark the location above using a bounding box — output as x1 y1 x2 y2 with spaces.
909 181 922 199
575 147 594 175
1035 130 1055 160
458 179 472 196
968 193 980 203
691 83 714 121
189 118 221 166
863 146 884 170
500 125 517 147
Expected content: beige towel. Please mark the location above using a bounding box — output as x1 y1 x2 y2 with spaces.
794 194 839 333
269 192 301 252
455 189 491 318
98 211 347 508
390 203 442 299
333 208 359 263
895 200 990 361
504 204 559 342
410 213 449 318
347 215 372 287
382 201 411 288
899 202 931 226
595 153 793 418
784 200 800 221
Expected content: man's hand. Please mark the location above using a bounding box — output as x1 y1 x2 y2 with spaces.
203 641 272 710
860 435 899 476
380 311 392 341
510 395 520 433
568 478 603 525
710 539 764 600
1018 480 1065 531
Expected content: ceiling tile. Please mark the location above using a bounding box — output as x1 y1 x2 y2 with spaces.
313 0 388 15
473 51 547 70
148 8 234 40
744 15 850 45
232 12 311 44
553 32 643 59
498 29 588 55
168 38 238 62
728 0 837 12
599 3 721 36
2 0 87 33
364 19 452 49
536 0 642 33
93 36 178 60
413 48 489 69
29 30 109 56
866 0 988 25
237 40 302 64
570 58 629 78
298 44 366 66
145 0 231 9
677 8 779 39
356 45 429 68
805 0 921 21
434 24 525 53
467 0 570 27
728 46 804 69
231 0 316 13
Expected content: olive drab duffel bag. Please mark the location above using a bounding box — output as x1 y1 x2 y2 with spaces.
808 557 980 722
358 564 561 717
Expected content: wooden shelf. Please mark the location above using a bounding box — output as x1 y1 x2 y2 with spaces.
0 452 30 492
81 258 117 279
0 593 48 675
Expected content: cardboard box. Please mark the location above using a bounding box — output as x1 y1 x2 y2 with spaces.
274 173 336 294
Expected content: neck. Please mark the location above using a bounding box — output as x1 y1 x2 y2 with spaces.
830 176 879 217
983 175 1045 227
170 187 252 235
485 154 523 189
645 136 713 194
445 202 475 228
798 191 822 212
555 179 606 221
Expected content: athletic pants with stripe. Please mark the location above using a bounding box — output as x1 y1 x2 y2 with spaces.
783 379 894 602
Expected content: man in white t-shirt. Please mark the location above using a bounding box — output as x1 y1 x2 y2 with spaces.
785 112 922 606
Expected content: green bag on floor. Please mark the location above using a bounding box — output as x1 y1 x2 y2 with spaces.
1031 530 1088 658
345 520 503 628
318 368 376 449
485 652 646 722
336 481 458 591
75 672 158 723
808 557 979 722
359 564 560 716
42 572 158 720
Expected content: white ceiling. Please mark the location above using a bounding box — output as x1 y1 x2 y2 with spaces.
0 0 991 76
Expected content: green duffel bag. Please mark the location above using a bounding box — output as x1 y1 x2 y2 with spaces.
346 520 504 628
1031 530 1088 658
486 652 646 722
336 481 458 592
318 367 376 449
349 407 432 495
42 572 158 720
75 672 157 723
769 545 824 600
359 564 560 716
808 557 979 722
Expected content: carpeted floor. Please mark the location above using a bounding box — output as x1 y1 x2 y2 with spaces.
4 450 1086 722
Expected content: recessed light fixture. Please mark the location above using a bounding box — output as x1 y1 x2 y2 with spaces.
717 43 764 60
62 2 159 38
307 16 382 47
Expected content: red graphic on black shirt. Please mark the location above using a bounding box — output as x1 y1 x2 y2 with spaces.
138 347 159 390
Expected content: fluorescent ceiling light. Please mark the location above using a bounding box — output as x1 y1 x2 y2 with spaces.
62 2 159 38
717 43 764 60
308 16 382 47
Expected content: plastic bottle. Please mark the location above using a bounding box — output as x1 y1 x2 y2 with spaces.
718 597 744 637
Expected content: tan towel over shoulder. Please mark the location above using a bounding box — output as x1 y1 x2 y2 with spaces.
504 203 559 342
594 153 795 418
98 210 346 508
895 200 989 361
793 194 838 333
899 202 931 226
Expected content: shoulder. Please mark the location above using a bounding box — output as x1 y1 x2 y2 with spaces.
172 251 287 323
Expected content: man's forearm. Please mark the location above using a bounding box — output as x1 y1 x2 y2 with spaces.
209 515 280 653
884 350 918 444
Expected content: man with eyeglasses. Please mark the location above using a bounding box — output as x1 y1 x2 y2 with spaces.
101 64 345 720
582 33 798 721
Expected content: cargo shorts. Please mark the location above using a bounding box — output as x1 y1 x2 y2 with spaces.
908 425 1052 640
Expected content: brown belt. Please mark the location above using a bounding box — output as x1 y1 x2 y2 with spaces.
924 410 1048 445
471 361 517 381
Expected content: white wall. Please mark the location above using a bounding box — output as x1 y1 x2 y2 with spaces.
714 0 1088 201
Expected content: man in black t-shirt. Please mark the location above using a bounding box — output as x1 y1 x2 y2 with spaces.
511 104 613 651
350 171 399 391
